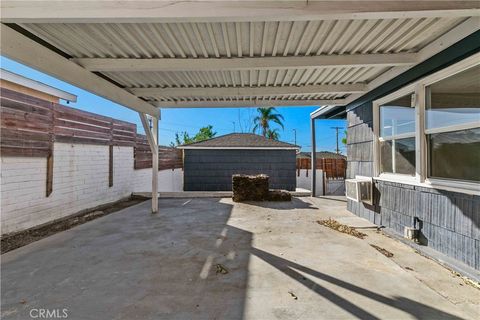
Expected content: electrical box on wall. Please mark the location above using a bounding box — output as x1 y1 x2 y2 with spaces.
345 178 373 205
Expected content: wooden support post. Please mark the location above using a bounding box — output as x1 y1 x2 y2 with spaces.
311 117 316 197
139 112 159 214
46 151 53 197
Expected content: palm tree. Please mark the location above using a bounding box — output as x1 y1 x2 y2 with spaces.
252 107 284 137
266 128 280 140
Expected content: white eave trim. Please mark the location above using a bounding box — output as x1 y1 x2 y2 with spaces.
310 105 338 119
0 68 77 102
178 146 299 150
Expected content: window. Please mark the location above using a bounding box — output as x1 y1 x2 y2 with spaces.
425 65 480 182
372 53 480 191
379 94 416 176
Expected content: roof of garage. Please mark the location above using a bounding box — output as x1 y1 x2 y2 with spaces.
178 133 299 149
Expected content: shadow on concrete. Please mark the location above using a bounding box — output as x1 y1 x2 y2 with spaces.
1 198 252 320
243 197 318 211
251 247 463 320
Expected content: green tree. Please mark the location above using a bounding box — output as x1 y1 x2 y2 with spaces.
252 107 284 137
171 125 217 146
194 125 217 142
266 128 280 140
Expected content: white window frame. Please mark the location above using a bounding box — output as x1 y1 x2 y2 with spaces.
372 52 480 194
373 83 417 183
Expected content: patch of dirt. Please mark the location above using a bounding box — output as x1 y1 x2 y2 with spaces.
317 218 367 239
1 197 144 254
370 244 394 258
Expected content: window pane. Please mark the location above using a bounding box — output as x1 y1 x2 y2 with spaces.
380 94 415 137
380 137 416 175
426 65 480 130
428 128 480 182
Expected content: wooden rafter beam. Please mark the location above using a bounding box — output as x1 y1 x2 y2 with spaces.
72 53 419 72
131 84 366 98
0 24 159 116
1 1 479 23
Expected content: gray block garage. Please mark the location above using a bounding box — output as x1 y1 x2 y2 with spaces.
180 133 298 191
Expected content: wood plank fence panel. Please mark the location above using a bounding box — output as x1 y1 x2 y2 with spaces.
1 88 183 170
133 135 182 170
53 104 113 145
134 134 152 169
296 157 346 179
0 88 53 157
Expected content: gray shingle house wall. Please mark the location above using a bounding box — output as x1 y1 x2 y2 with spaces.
184 149 296 191
344 34 480 270
347 102 480 270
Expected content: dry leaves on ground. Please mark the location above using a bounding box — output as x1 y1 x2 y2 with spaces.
370 244 394 258
317 218 367 239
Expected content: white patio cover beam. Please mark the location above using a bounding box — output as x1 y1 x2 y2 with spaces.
1 1 478 23
0 24 159 116
132 84 366 98
72 53 418 72
139 112 159 214
154 99 347 108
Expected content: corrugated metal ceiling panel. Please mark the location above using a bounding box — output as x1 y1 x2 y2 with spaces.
16 17 466 103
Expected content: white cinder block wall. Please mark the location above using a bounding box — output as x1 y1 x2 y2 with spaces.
1 142 183 235
296 169 324 196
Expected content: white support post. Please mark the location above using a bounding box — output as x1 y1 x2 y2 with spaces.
139 112 159 214
311 117 316 197
151 116 159 214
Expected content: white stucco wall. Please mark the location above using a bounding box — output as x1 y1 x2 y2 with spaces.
1 143 183 235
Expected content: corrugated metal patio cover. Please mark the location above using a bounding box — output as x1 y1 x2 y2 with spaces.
1 1 479 114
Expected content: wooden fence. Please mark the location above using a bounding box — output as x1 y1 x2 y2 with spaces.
296 158 346 179
134 134 183 170
1 87 182 171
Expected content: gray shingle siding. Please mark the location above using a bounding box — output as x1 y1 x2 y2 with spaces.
346 103 480 270
184 149 296 191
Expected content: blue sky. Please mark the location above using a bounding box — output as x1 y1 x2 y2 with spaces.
1 56 346 153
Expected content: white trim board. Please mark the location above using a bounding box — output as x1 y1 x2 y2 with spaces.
154 99 346 109
132 83 366 98
1 1 478 23
0 68 77 102
72 53 419 72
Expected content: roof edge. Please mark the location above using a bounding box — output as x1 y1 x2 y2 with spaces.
0 68 77 102
178 146 299 150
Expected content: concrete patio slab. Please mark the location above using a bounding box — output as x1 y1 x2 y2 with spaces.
1 197 478 320
133 188 311 199
335 216 378 229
